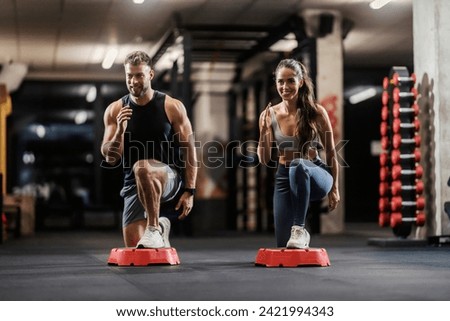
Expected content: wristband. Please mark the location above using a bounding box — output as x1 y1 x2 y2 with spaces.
184 188 196 196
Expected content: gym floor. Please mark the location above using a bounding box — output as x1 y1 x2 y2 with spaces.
0 223 449 301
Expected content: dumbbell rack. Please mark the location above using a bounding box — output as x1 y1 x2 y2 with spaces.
379 66 425 238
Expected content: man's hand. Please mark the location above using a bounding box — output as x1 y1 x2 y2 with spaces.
175 192 194 220
116 105 132 134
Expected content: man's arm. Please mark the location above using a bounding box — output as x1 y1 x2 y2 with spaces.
166 96 198 219
101 100 131 165
168 97 198 188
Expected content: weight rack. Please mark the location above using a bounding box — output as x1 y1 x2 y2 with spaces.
378 66 425 238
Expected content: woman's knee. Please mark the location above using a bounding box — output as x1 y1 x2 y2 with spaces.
290 159 311 178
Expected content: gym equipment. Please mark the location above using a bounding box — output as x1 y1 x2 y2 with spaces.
390 212 425 228
379 197 390 212
378 66 425 239
393 103 419 118
254 248 330 267
392 119 420 133
391 164 423 180
107 247 180 266
378 212 390 227
392 87 417 103
379 166 390 181
379 180 424 197
392 134 421 149
381 106 389 120
392 72 416 86
390 196 425 211
381 119 420 136
379 153 389 166
391 180 424 196
391 149 421 164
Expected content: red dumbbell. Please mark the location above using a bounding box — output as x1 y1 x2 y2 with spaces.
382 91 389 105
379 182 389 196
380 121 388 136
393 87 418 103
390 212 403 228
392 164 423 180
416 212 425 226
390 212 424 228
380 166 390 181
390 196 425 211
392 119 420 133
379 212 390 227
383 77 389 90
393 103 420 118
381 136 390 150
379 197 390 212
392 73 416 86
379 153 389 166
393 134 421 149
391 148 421 164
381 106 389 121
391 180 424 196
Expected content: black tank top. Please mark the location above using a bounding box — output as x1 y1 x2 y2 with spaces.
121 91 183 187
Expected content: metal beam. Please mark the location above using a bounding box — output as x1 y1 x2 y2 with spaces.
237 15 307 64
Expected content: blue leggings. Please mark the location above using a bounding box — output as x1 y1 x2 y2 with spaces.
273 158 333 247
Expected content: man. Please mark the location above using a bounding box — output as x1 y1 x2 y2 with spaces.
101 51 198 248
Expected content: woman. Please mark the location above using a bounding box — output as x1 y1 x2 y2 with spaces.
257 59 340 248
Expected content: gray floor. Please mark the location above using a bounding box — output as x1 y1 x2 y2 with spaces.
1 223 449 301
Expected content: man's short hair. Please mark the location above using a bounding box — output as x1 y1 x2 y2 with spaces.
124 51 153 68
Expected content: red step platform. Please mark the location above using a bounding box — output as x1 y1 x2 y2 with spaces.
255 248 330 267
107 247 180 266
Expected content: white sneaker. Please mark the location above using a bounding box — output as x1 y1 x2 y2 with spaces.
159 217 171 248
286 225 310 249
136 226 164 249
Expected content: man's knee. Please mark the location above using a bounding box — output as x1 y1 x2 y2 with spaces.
133 159 166 182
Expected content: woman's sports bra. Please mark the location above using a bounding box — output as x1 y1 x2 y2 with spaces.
270 108 323 152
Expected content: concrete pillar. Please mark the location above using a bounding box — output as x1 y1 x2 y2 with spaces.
413 0 450 236
304 11 345 234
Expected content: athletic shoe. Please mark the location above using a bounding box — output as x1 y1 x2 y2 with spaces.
286 225 310 249
159 217 171 248
136 226 164 249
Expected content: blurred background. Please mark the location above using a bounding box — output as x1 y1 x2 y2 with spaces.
0 0 414 238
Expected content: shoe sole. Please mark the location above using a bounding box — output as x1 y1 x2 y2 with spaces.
159 217 171 248
286 243 309 249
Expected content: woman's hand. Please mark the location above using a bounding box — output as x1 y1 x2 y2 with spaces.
328 188 340 211
260 102 272 133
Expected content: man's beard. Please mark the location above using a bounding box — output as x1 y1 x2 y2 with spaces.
130 84 148 98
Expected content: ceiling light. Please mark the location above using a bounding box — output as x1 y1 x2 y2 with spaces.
74 111 88 125
86 86 97 102
0 62 28 93
369 0 392 10
133 0 145 4
269 33 298 52
102 48 118 69
22 152 35 165
349 88 377 104
35 124 46 138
